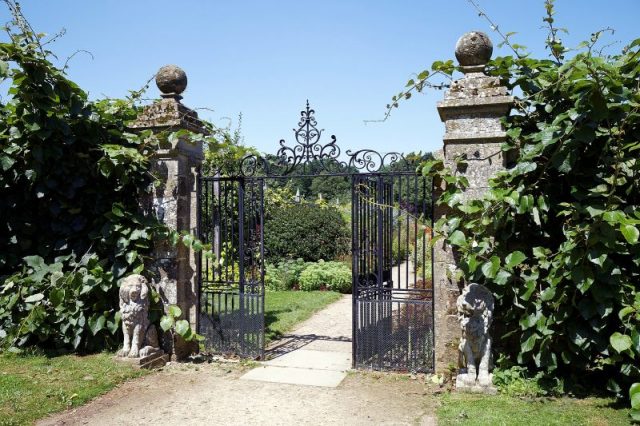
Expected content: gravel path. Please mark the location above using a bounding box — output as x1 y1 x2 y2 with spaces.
39 296 437 426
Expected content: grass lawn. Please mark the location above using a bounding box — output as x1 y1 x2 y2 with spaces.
437 392 630 426
0 352 148 425
265 290 342 342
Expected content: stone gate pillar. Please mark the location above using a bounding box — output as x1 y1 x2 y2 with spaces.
131 65 206 359
432 32 512 374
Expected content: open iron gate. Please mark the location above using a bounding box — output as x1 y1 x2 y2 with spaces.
351 173 434 372
196 176 265 359
196 102 433 370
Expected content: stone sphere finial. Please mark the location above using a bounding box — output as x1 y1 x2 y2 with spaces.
155 65 187 99
455 31 493 69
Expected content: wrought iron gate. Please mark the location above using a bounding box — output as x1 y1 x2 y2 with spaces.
196 102 434 371
197 176 265 359
352 173 434 372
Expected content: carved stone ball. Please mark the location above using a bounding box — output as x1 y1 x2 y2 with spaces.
155 65 187 95
455 31 493 66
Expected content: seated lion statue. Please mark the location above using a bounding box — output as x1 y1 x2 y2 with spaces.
117 274 161 358
457 283 494 387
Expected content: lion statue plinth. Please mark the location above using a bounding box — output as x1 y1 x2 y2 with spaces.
456 283 496 393
117 275 163 360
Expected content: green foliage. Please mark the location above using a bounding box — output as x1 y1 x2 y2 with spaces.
391 213 414 265
263 158 354 202
202 118 256 176
492 356 563 397
264 203 349 262
159 304 203 343
629 383 640 422
264 258 307 291
0 6 229 353
631 382 640 422
0 254 121 351
298 260 351 293
419 13 640 403
265 259 351 293
0 9 162 351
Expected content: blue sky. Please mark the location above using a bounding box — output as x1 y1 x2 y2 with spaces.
9 1 639 156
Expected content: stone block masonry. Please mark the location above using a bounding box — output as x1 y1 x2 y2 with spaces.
432 31 513 374
130 65 206 360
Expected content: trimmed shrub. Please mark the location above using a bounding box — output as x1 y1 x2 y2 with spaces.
299 261 351 293
264 204 349 262
264 258 307 291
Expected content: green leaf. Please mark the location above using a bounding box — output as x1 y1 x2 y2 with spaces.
89 315 106 335
168 305 182 319
632 329 640 353
618 306 635 320
448 230 466 246
610 332 632 353
540 286 556 301
111 203 124 217
630 383 640 409
603 210 625 223
125 250 138 265
174 319 190 337
494 270 512 285
0 155 16 171
586 205 604 218
160 315 174 332
620 224 639 244
50 288 65 307
519 311 540 330
505 251 527 269
182 233 194 247
481 256 501 279
521 332 538 353
24 293 44 303
24 255 45 270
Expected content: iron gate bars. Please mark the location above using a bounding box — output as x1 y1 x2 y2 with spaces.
197 176 265 359
352 173 434 372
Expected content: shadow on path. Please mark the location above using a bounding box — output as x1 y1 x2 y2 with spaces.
267 334 351 359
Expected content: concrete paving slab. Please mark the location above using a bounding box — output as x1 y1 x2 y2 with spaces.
240 366 347 388
303 339 351 353
265 349 351 371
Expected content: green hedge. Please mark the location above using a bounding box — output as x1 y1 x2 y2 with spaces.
264 203 349 262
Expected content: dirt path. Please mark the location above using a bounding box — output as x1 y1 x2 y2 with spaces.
39 296 437 426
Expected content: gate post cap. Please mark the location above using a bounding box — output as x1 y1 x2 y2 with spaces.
156 65 188 99
455 31 493 70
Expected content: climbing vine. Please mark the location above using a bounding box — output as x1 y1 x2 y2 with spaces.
0 2 224 352
410 1 640 413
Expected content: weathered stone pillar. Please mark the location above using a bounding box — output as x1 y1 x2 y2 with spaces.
131 65 206 359
432 32 512 374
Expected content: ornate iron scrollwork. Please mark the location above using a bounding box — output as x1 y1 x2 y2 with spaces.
238 101 407 176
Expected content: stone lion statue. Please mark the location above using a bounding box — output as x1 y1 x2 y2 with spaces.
457 283 494 387
117 275 161 359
